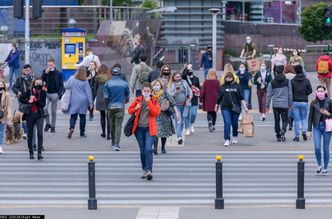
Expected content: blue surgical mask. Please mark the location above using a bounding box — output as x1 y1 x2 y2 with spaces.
143 92 151 97
153 86 161 92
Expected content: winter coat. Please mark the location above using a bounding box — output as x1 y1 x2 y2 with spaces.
200 79 220 112
0 91 12 124
5 49 20 69
266 74 293 109
291 73 312 103
93 74 108 111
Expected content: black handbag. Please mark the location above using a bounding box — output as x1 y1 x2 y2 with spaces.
227 91 241 114
18 103 31 115
165 105 175 116
124 114 136 137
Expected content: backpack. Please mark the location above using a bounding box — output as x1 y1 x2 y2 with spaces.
138 63 150 84
317 60 329 74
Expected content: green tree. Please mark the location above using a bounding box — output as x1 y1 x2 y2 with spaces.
142 0 158 9
101 0 132 6
298 2 332 42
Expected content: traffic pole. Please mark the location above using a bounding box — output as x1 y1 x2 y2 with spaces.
296 155 305 209
88 155 97 210
215 155 224 209
24 0 30 64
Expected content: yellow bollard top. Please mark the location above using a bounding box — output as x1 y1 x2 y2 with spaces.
216 155 222 161
88 155 95 161
298 155 304 161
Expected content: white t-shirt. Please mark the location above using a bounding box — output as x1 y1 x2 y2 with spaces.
76 54 101 68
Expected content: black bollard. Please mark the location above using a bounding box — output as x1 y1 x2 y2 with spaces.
215 155 224 209
296 155 305 209
88 155 97 210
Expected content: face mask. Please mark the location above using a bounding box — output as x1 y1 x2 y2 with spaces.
153 86 161 92
163 72 170 76
261 67 266 71
239 67 245 73
0 87 4 91
35 85 42 90
317 91 326 100
246 40 251 44
143 92 151 98
187 71 193 76
278 51 283 54
175 78 181 83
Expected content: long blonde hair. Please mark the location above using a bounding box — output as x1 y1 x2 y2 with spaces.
207 69 218 80
0 80 7 92
75 66 87 81
223 63 235 74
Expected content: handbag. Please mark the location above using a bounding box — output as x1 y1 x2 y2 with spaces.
0 94 5 119
160 99 170 112
227 91 241 114
325 118 332 132
124 114 136 137
61 88 71 113
19 103 31 115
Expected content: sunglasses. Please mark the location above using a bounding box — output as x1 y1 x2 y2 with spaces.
163 70 170 72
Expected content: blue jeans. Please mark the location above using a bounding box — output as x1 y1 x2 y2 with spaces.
292 102 308 138
243 89 250 106
313 122 332 169
9 67 20 88
0 123 6 145
204 68 210 79
221 109 239 140
135 127 153 172
175 105 188 138
185 105 198 129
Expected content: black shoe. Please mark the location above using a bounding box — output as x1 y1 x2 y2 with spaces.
37 153 44 160
101 133 106 138
41 146 45 151
29 152 34 160
276 135 282 142
293 137 300 142
161 147 167 154
147 171 153 181
281 135 286 142
89 114 93 121
80 134 87 138
33 145 37 151
302 133 307 141
106 136 111 140
208 122 214 132
153 147 158 155
44 124 51 132
50 127 55 133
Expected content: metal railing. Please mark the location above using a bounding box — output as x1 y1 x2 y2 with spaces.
0 5 151 38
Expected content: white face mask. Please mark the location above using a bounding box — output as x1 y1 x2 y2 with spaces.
239 67 245 73
278 50 283 54
246 40 251 44
261 66 266 71
153 86 161 92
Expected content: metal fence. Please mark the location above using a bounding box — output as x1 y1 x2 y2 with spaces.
0 5 151 39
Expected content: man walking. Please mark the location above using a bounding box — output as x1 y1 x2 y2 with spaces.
104 65 130 151
315 53 332 97
266 65 293 142
200 45 213 79
130 54 151 97
75 48 101 69
148 60 163 83
42 58 64 133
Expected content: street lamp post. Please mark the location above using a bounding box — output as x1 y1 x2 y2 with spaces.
25 0 30 64
209 8 221 70
110 0 113 22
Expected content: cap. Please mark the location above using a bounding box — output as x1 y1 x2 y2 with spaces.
207 45 212 49
112 67 121 75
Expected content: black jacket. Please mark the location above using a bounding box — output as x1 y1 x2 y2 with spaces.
21 88 47 118
148 68 161 83
41 68 64 97
291 73 312 102
182 73 200 106
12 75 33 104
308 99 332 132
217 82 244 111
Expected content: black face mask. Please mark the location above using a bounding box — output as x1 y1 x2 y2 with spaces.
225 80 233 85
0 87 4 91
35 85 42 90
163 72 170 76
187 71 193 76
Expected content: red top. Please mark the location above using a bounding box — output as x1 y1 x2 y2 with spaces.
128 96 160 136
200 79 220 112
316 55 332 79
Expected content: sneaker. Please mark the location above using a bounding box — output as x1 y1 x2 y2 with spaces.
50 127 55 133
190 125 195 134
80 134 87 138
22 134 27 140
321 169 328 176
261 114 266 121
212 125 216 131
208 122 214 132
293 137 300 142
232 137 238 144
67 129 74 139
0 146 3 154
185 129 191 136
146 171 153 180
277 136 282 142
224 140 230 147
89 114 93 121
141 170 147 179
238 113 243 121
177 137 183 145
161 147 167 154
302 133 307 141
281 131 286 142
316 166 323 175
114 145 121 151
44 124 51 132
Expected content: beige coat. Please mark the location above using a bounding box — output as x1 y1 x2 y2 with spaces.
0 91 12 124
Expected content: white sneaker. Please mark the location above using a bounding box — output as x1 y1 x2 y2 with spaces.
224 140 230 147
261 114 266 121
190 125 195 133
0 146 3 154
322 169 328 176
23 134 27 140
316 166 323 175
177 137 183 145
185 129 191 136
232 137 238 144
239 113 243 121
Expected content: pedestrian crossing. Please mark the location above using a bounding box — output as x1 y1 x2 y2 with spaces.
0 151 331 207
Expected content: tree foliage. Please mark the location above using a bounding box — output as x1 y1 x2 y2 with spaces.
102 0 132 6
298 2 332 42
142 0 158 9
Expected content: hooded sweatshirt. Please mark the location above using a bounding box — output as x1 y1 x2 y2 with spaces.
266 73 293 109
316 55 332 79
291 73 312 102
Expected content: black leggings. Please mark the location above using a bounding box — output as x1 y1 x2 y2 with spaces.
207 111 217 125
154 137 167 148
27 112 43 152
100 110 110 137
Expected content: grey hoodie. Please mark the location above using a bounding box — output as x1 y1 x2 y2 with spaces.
266 74 293 108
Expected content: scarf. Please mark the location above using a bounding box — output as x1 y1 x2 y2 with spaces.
152 89 163 100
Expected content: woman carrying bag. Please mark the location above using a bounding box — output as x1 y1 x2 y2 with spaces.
128 82 160 180
0 80 12 154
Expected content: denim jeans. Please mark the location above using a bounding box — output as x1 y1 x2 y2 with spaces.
9 67 20 88
0 123 6 145
175 105 188 138
204 68 210 79
243 89 250 107
292 102 308 138
135 127 153 172
313 122 332 169
221 109 239 140
185 105 198 129
70 113 86 136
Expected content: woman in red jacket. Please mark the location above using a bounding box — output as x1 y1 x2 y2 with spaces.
128 82 160 180
200 69 220 132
